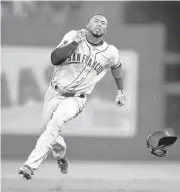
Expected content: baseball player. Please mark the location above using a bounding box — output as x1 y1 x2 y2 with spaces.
18 14 126 180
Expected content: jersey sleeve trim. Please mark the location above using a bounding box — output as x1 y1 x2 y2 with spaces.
111 62 122 69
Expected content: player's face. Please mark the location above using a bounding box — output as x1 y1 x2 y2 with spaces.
87 15 107 37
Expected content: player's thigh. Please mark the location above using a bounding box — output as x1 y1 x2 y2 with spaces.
52 96 87 126
52 98 79 123
41 86 61 127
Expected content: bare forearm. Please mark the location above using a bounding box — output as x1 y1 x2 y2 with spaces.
114 77 123 90
51 41 78 65
111 66 124 91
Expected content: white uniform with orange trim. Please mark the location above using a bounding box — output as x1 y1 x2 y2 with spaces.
24 30 121 170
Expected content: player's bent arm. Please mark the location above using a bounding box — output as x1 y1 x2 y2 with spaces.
112 65 126 107
110 46 126 106
51 29 86 65
51 41 78 65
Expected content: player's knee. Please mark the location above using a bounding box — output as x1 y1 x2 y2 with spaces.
56 136 66 149
52 138 67 159
52 148 66 159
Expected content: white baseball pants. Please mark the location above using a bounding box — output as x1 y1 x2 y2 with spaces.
23 85 87 170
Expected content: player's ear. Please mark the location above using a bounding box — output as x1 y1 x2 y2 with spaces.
104 28 107 35
86 23 89 30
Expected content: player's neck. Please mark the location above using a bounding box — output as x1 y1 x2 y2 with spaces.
86 32 104 46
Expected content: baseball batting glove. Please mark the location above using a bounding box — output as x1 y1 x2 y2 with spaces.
115 90 126 107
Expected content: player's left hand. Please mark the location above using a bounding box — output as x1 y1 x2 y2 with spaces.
115 90 126 107
74 29 87 43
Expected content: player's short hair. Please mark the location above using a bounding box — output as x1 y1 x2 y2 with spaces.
93 13 106 18
88 14 107 23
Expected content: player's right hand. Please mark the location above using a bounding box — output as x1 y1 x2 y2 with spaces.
74 29 87 43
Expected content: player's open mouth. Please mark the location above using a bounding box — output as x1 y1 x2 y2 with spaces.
95 28 101 32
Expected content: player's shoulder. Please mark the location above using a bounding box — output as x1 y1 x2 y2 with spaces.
107 44 119 57
108 44 119 52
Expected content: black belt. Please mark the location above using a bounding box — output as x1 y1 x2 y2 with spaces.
50 82 85 98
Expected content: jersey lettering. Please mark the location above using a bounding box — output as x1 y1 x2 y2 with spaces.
52 30 120 94
66 52 103 75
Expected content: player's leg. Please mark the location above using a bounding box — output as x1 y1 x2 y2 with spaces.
52 135 69 174
18 85 61 179
40 85 61 132
49 96 87 174
19 95 86 179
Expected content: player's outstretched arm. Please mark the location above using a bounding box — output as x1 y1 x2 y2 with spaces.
111 65 126 107
51 29 86 65
111 65 124 90
110 47 126 107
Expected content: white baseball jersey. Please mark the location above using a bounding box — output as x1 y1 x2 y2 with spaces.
51 30 121 95
23 30 122 171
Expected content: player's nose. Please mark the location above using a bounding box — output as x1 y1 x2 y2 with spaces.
98 23 102 27
96 21 102 27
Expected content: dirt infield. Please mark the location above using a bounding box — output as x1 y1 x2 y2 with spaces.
1 161 180 192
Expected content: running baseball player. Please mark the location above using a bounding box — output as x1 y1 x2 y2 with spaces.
18 14 126 180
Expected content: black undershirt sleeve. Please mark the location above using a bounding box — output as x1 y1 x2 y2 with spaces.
51 41 78 65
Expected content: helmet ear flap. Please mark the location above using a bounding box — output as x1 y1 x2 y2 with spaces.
152 145 168 157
